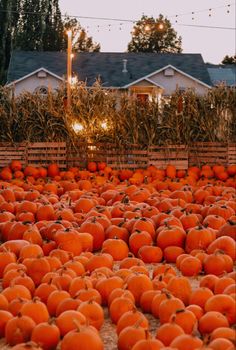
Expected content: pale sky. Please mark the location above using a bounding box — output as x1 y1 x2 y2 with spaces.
59 0 236 64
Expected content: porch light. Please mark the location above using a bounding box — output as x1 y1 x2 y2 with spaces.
71 76 78 86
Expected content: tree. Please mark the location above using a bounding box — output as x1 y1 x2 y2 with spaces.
0 0 100 84
0 0 21 84
222 55 236 64
127 14 182 53
15 0 64 51
62 17 100 52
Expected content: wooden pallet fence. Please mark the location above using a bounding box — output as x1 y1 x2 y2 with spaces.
227 143 236 165
105 144 149 170
189 142 228 167
26 143 67 168
67 143 149 170
67 142 90 168
0 142 235 170
0 142 28 168
148 145 189 170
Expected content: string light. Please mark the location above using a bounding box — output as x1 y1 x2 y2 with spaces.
0 3 234 33
0 3 234 23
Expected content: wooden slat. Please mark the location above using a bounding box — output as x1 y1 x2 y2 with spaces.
0 142 234 171
227 144 236 165
188 142 228 167
27 142 66 148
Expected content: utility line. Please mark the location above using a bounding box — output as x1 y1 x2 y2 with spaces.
0 2 234 23
177 24 235 30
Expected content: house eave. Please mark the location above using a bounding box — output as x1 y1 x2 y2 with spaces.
123 64 212 89
6 67 64 87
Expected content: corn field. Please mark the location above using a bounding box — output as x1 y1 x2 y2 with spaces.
0 83 235 147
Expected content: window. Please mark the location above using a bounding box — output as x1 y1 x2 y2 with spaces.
34 86 48 95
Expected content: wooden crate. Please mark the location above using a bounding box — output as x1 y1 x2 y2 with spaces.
227 143 236 165
1 142 234 172
26 142 67 168
67 143 149 170
105 144 149 170
148 145 188 169
0 143 27 168
67 142 88 168
189 142 228 167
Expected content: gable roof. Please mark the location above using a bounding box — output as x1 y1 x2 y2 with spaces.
124 64 211 88
7 51 212 87
6 67 64 86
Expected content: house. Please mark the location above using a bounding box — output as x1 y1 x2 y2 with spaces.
206 63 236 87
6 51 213 98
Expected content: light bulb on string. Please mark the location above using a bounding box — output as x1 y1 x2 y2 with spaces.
208 8 212 17
227 4 230 13
108 24 111 31
191 12 194 20
144 24 151 32
175 15 178 23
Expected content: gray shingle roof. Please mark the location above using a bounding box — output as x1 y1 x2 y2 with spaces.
206 64 236 87
7 51 212 87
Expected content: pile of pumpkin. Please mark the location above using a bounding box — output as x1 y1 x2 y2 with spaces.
0 160 235 350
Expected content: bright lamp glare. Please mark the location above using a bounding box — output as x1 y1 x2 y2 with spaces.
101 121 108 130
144 24 150 31
72 122 84 133
158 23 164 30
71 76 78 85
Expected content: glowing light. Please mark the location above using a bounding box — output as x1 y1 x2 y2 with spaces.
158 23 164 30
72 122 84 133
71 53 74 59
71 76 78 85
101 121 108 130
144 24 151 32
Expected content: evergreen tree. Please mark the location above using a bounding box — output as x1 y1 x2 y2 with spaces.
0 0 21 83
15 0 64 51
127 14 182 53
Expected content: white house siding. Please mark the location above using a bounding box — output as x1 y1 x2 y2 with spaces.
11 73 63 96
131 80 157 87
149 70 209 95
